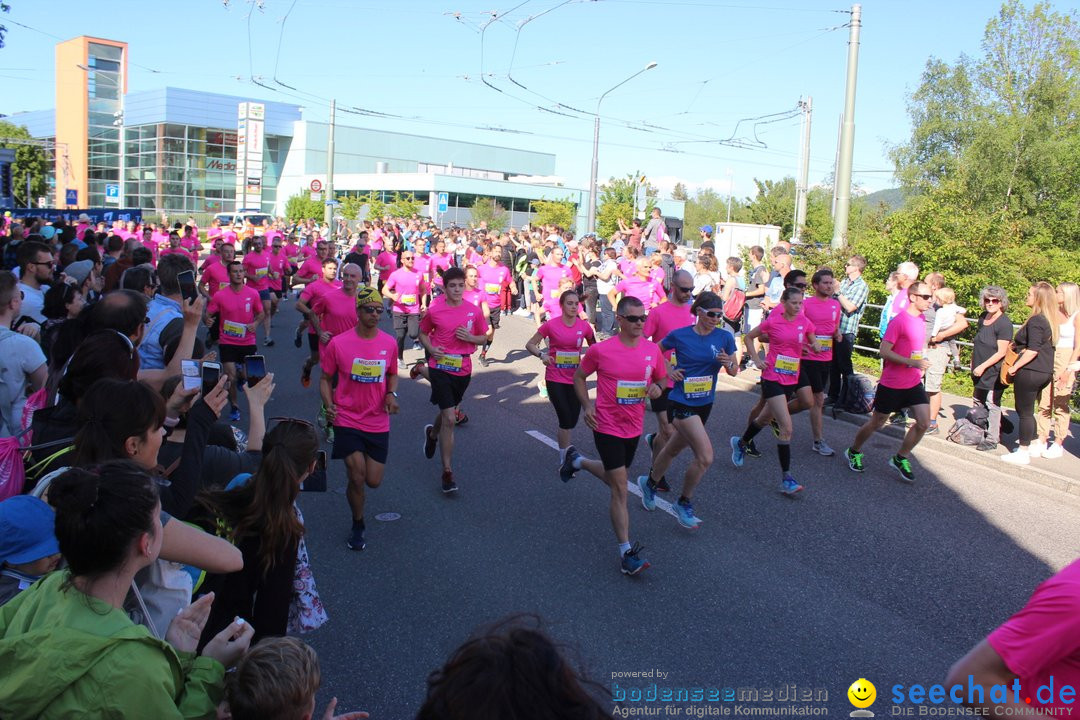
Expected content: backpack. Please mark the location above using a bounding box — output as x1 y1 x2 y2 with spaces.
723 287 746 322
947 417 986 446
835 373 876 415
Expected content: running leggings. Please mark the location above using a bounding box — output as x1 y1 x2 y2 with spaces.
1012 368 1052 446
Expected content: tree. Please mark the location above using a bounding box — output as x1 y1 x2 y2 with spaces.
0 121 50 206
596 172 657 239
284 191 324 222
0 3 10 50
671 182 689 201
531 197 577 230
386 192 424 219
744 177 797 239
340 191 385 221
469 197 508 232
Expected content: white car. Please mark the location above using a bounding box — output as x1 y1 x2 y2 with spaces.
213 210 273 232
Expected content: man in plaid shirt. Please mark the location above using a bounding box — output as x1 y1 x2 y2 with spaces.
828 254 869 405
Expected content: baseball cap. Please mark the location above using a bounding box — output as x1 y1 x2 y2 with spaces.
0 496 61 566
77 213 91 223
699 225 713 234
65 259 94 287
39 226 57 241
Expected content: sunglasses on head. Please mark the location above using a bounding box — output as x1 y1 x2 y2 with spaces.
620 314 648 324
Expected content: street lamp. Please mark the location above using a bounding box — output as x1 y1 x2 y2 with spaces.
77 63 125 208
587 61 657 235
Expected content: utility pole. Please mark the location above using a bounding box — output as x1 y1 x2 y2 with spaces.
26 173 32 209
793 96 812 242
324 98 336 229
831 4 861 249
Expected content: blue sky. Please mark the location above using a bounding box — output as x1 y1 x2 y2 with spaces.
0 0 1012 201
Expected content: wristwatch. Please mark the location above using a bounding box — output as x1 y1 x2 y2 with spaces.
387 391 399 398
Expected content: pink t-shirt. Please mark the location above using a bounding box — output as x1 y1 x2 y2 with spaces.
891 287 911 317
537 264 571 304
643 299 693 388
615 277 664 308
300 243 318 259
649 267 666 287
412 254 431 280
141 237 160 264
181 236 201 257
419 296 489 377
478 263 511 308
311 288 359 342
201 262 230 295
208 227 223 243
880 308 925 389
801 296 841 362
221 231 238 245
374 251 397 276
300 279 341 335
579 336 667 439
208 286 262 346
160 246 190 262
243 250 271 291
462 288 487 309
430 253 453 286
284 243 300 264
618 258 637 276
538 317 595 385
759 311 815 386
267 251 289 291
322 329 399 433
385 268 427 314
987 558 1080 718
297 255 325 281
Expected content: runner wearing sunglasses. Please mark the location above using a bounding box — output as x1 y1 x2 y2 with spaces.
384 250 429 361
320 286 400 551
637 291 737 528
566 296 667 576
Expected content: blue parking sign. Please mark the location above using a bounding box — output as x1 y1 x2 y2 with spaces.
65 189 78 206
105 184 120 203
437 192 448 213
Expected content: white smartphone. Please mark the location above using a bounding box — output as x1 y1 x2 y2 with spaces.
181 359 201 392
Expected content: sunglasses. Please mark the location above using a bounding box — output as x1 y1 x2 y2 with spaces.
700 309 724 319
359 306 383 315
791 283 807 290
913 293 933 300
676 285 694 293
620 314 648 324
983 298 1001 305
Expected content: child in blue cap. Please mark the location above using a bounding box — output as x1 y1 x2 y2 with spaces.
0 495 62 605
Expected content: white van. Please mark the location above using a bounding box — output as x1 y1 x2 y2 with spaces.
213 210 273 232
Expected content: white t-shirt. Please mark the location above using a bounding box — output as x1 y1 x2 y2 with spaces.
17 282 48 323
0 328 46 437
596 259 619 295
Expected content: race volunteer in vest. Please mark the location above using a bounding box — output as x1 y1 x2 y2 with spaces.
788 268 843 457
731 286 819 496
525 289 596 465
477 247 514 367
295 257 341 387
845 282 935 483
637 291 738 529
242 236 277 347
320 286 400 552
383 249 429 361
566 296 667 576
641 269 695 491
207 260 265 421
418 267 489 495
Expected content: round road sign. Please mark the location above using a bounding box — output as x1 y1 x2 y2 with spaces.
310 179 323 193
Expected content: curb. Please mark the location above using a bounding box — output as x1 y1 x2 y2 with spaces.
718 374 1080 498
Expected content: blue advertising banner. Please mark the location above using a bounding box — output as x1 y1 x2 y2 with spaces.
1 208 144 225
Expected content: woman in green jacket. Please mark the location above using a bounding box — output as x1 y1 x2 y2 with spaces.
0 460 254 719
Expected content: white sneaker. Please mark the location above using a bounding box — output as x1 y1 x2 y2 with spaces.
1042 443 1064 459
1028 442 1047 458
1000 449 1030 465
812 439 836 456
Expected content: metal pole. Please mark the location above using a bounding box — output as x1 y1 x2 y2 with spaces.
118 55 126 208
324 98 336 228
726 169 733 223
794 96 812 242
26 173 31 209
831 4 861 249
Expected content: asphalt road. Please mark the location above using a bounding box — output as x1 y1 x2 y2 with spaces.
240 296 1080 719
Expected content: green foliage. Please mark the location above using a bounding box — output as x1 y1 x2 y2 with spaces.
531 197 577 230
745 177 796 237
682 188 744 245
671 182 689 201
386 192 424 218
596 172 657 239
469 197 508 232
340 192 385 221
283 191 324 222
0 121 50 205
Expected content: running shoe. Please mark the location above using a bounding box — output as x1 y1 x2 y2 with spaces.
645 432 656 454
745 440 762 459
538 382 548 398
346 525 366 551
301 368 311 388
293 327 303 348
1043 443 1064 459
845 447 864 473
454 409 468 425
729 436 745 468
812 440 836 457
636 475 656 511
423 424 437 459
781 474 804 496
889 454 915 482
889 412 908 426
674 499 701 529
264 338 275 347
441 470 458 494
770 419 780 437
229 406 241 422
925 422 939 436
411 341 423 351
479 351 490 368
976 440 998 452
409 361 424 381
559 446 580 483
655 476 672 492
620 542 650 576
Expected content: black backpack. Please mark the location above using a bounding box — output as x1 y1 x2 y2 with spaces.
835 373 876 415
947 417 987 446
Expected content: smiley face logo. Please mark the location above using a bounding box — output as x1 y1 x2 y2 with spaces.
848 678 876 709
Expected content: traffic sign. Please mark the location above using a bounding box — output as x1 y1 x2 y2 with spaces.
437 192 448 213
105 184 120 204
65 189 78 206
310 179 323 193
310 191 322 202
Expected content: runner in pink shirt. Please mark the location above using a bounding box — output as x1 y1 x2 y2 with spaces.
373 248 397 295
564 295 666 576
159 232 190 262
612 261 665 310
846 282 934 482
526 288 596 456
383 250 429 359
295 240 330 287
180 225 201 262
207 260 264 420
477 250 513 367
320 285 400 551
310 263 362 344
267 237 289 315
295 257 341 386
429 240 453 291
199 243 234 298
242 236 276 346
733 286 818 496
140 227 160 265
417 267 489 494
534 249 571 324
787 268 844 456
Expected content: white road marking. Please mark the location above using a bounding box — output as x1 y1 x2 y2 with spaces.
525 430 684 523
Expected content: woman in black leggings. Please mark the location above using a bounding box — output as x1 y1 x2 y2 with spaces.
1001 282 1058 465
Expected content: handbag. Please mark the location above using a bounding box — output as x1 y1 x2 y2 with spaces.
1000 344 1019 386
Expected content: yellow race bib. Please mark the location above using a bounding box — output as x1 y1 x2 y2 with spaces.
616 380 647 405
255 266 268 278
222 319 247 338
350 358 385 384
815 335 834 351
400 294 417 306
682 375 713 399
911 349 925 361
436 354 464 372
484 282 501 295
554 351 580 369
775 354 800 376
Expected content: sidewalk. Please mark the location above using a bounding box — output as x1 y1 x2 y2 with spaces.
718 371 1080 497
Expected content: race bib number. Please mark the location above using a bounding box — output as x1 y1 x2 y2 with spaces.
775 354 800 377
435 354 464 372
615 380 647 405
400 293 417 306
682 375 714 399
550 289 560 299
554 350 580 369
484 282 501 295
255 266 268 278
222 319 247 339
815 335 834 351
911 349 925 361
350 358 385 384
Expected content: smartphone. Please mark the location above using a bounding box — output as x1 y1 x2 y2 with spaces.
177 269 198 303
201 361 221 397
181 359 201 392
244 354 266 387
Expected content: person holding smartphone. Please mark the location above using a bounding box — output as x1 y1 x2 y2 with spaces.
208 261 265 421
139 255 197 371
320 286 400 551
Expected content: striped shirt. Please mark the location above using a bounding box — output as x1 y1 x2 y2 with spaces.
837 275 869 336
